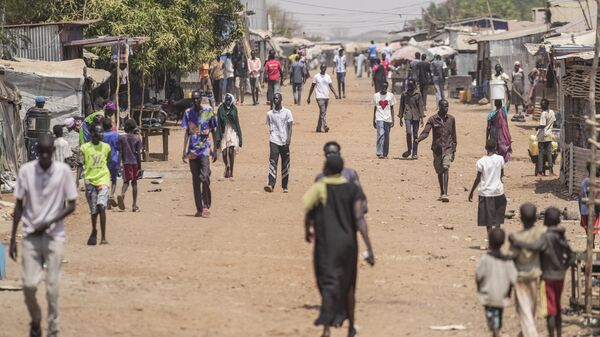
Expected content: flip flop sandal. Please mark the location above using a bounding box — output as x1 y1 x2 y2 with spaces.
132 206 140 212
117 195 126 210
87 231 97 246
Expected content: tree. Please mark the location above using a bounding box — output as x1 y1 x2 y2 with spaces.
268 4 303 38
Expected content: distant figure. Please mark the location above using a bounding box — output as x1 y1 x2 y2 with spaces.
199 62 212 93
416 54 431 111
367 40 378 69
290 56 307 105
248 50 262 105
307 64 339 133
382 42 393 62
511 61 526 120
492 64 510 106
476 228 517 337
303 155 374 337
101 118 120 208
355 51 366 78
430 54 446 105
409 52 421 80
117 119 143 212
371 58 387 93
333 48 347 99
536 99 556 176
399 79 424 159
264 50 283 106
210 56 225 105
52 125 71 164
486 100 512 163
264 93 293 193
447 54 457 76
215 93 243 180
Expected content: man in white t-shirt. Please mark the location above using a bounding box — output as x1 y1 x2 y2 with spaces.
333 48 347 99
372 81 395 158
307 64 339 133
537 98 556 176
469 139 507 236
265 93 293 193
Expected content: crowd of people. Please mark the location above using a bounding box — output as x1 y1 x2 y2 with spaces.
4 40 583 337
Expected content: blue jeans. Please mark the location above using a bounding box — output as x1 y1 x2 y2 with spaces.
376 121 391 157
405 119 420 156
433 79 445 106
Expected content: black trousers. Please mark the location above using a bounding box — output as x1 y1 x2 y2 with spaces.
189 157 211 211
250 77 259 104
268 142 290 189
537 141 553 173
212 79 223 104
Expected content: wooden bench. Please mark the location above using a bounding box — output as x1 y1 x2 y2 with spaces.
140 127 170 162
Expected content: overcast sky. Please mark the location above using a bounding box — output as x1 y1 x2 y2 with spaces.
266 0 428 37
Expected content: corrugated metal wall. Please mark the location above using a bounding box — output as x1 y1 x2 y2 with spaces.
5 25 62 61
456 53 476 77
244 0 268 30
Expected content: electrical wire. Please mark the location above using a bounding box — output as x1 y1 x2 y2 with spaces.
277 0 410 15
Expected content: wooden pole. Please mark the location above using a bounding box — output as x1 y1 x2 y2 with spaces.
115 40 121 130
127 44 131 123
584 0 600 315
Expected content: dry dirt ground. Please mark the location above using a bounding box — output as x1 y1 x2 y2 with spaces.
0 75 592 337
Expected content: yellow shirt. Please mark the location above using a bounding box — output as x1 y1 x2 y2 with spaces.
80 141 111 186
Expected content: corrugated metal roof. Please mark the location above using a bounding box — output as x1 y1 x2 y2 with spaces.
555 50 595 60
475 25 549 42
7 25 62 61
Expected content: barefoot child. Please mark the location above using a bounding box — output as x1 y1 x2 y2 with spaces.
476 228 517 337
117 119 143 211
80 124 111 245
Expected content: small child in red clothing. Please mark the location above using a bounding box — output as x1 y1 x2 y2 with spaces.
510 207 575 337
117 119 143 212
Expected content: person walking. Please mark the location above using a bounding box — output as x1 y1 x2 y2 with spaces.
382 42 393 62
80 124 111 245
487 100 513 163
511 61 526 121
181 90 218 218
233 54 247 105
399 79 424 159
248 50 262 105
367 40 378 70
290 56 306 105
117 119 143 212
468 139 507 236
307 64 339 133
417 99 457 202
509 203 546 337
215 93 242 180
430 54 446 106
355 51 366 78
303 155 375 337
223 53 235 96
476 228 518 337
509 207 575 337
537 98 556 176
9 134 78 337
371 58 387 93
265 93 293 193
52 125 71 164
210 56 225 105
409 52 421 81
416 54 431 111
199 62 212 93
373 81 395 159
264 51 283 107
333 48 347 99
101 118 120 209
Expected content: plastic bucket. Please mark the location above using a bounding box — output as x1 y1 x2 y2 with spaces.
489 79 505 100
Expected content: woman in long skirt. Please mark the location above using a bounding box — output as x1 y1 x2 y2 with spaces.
303 156 375 337
215 93 242 180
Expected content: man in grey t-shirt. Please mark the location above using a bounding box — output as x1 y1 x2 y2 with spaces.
290 56 306 105
10 134 78 337
265 93 293 193
430 54 446 106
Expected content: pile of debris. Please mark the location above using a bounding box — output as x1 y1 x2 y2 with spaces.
0 200 14 221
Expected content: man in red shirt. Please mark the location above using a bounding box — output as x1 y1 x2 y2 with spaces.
264 50 283 106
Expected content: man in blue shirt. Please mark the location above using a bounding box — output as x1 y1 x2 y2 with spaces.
367 40 378 72
102 118 120 208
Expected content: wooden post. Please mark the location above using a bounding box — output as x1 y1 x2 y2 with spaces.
127 43 131 123
584 0 600 315
115 40 121 130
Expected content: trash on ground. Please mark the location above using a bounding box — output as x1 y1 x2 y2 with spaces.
430 325 466 331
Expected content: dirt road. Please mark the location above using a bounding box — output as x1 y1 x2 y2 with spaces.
1 76 586 337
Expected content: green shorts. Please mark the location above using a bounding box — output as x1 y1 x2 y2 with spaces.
433 152 454 174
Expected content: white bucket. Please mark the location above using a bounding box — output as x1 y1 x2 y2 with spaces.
489 79 506 100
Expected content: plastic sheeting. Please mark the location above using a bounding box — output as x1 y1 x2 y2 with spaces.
0 77 24 179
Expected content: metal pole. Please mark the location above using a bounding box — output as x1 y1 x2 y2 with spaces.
584 0 600 315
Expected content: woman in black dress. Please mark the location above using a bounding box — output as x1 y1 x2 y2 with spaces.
303 156 375 337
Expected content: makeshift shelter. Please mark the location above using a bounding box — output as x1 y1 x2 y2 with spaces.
0 77 24 181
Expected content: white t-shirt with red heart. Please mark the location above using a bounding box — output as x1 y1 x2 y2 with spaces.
373 92 396 123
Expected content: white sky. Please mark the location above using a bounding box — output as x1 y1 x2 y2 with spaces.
267 0 428 37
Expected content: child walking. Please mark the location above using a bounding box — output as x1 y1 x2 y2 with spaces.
510 207 575 337
372 81 395 159
117 119 143 212
80 124 111 245
216 93 243 180
476 228 517 337
52 124 72 164
102 118 120 208
469 139 507 247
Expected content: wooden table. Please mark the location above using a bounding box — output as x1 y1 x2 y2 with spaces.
140 127 170 162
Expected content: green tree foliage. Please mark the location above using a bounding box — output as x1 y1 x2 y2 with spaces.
4 0 244 75
423 0 544 25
